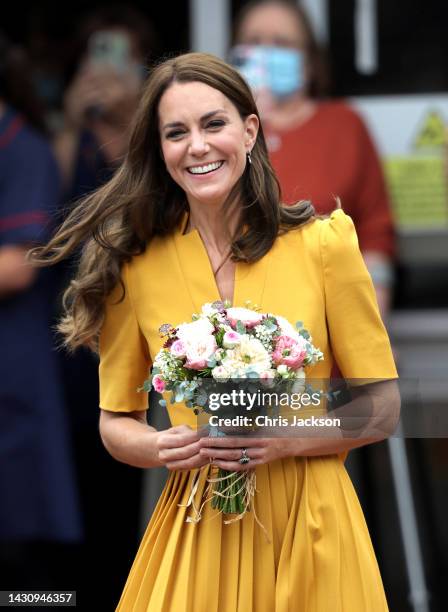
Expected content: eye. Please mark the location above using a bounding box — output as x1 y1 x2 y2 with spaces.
165 129 185 140
206 119 226 129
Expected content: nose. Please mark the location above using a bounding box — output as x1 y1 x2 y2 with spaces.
188 129 210 157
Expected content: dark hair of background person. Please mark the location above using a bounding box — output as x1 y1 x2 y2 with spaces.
29 52 315 352
66 3 159 83
232 0 331 98
0 32 47 133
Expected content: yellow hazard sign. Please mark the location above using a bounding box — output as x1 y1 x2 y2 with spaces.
414 110 446 149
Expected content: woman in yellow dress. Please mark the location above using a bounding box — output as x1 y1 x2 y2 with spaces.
31 52 400 611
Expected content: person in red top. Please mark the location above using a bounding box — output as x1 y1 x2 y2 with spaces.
231 0 395 314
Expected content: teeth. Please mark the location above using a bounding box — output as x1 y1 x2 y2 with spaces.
188 161 223 175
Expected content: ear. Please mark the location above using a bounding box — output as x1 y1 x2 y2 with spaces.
243 113 259 151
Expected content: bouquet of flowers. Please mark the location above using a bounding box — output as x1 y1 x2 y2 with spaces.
140 300 323 523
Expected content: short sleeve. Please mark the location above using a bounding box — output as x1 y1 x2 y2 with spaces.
320 209 398 380
98 262 151 411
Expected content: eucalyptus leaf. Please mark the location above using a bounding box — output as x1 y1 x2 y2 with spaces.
175 391 184 403
236 320 246 334
196 392 208 406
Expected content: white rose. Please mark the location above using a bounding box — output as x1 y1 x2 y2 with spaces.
226 307 263 329
221 336 271 376
212 365 230 381
275 315 301 341
222 331 242 349
184 335 217 370
177 318 214 345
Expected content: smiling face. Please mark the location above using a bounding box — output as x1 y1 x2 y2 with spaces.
158 81 259 209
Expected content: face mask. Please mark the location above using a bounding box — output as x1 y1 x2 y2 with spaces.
229 45 304 98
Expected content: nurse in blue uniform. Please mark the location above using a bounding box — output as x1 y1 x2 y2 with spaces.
0 102 82 565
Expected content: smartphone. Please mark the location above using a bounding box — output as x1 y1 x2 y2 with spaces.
88 30 131 73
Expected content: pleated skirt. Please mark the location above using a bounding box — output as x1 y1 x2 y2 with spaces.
116 455 389 611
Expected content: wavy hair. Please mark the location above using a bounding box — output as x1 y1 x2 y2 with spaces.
29 52 315 352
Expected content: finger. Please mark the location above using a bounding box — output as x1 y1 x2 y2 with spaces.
171 424 196 434
200 436 266 448
200 447 263 461
159 440 202 462
166 454 210 471
158 428 201 449
158 434 201 450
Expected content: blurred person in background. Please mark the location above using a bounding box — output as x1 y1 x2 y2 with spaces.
53 4 155 199
231 1 397 573
231 0 395 315
50 6 157 607
0 32 81 587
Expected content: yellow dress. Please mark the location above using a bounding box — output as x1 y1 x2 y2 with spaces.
99 209 398 611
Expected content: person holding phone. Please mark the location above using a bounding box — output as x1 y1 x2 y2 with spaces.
54 5 155 199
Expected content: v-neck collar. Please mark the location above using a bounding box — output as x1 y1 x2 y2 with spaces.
171 213 271 313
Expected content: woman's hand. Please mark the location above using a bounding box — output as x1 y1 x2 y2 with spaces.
156 425 211 471
64 62 141 129
0 245 37 297
198 435 296 471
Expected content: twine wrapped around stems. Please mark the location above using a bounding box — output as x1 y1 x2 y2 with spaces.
178 465 271 542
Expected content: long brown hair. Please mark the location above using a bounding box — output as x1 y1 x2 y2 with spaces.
29 52 315 352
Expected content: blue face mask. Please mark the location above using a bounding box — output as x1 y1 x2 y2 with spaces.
229 45 304 98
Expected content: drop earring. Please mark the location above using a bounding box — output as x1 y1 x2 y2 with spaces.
247 150 252 164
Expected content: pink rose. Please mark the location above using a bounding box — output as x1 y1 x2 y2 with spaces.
185 335 217 370
226 307 263 329
170 339 186 359
222 331 241 349
272 335 307 369
152 374 166 393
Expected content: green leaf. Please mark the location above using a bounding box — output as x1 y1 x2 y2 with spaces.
196 393 208 406
215 328 225 345
236 320 246 334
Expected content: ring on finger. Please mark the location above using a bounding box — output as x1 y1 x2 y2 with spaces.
239 448 250 465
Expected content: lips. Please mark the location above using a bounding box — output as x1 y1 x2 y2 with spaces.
187 160 224 175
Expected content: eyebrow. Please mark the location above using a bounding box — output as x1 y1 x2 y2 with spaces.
162 109 228 130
